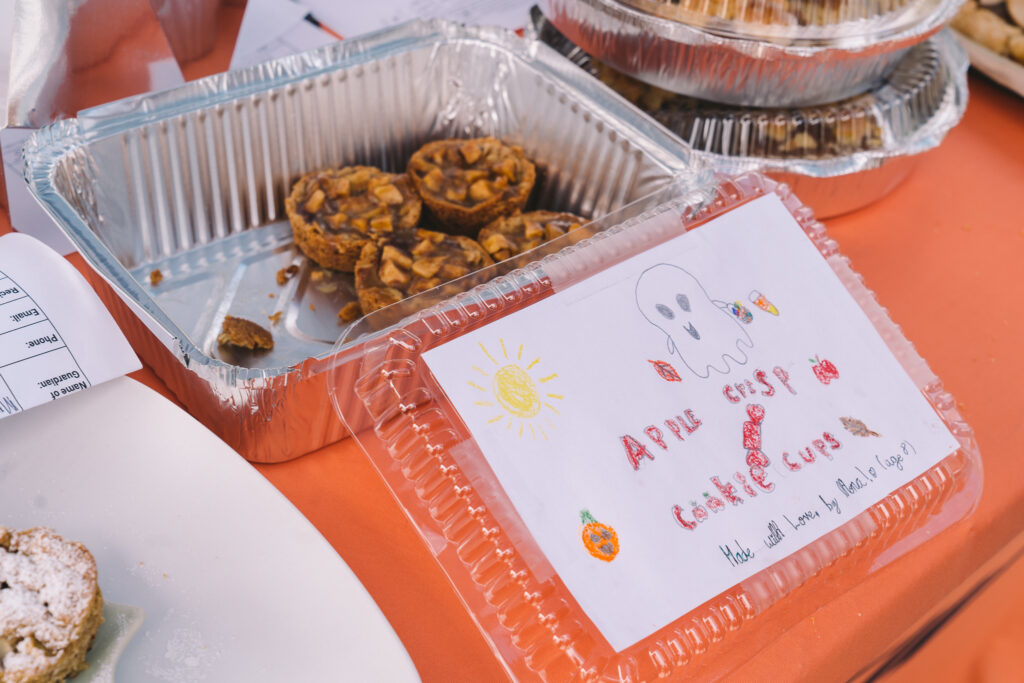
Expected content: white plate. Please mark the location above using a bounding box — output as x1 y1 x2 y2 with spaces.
0 377 419 682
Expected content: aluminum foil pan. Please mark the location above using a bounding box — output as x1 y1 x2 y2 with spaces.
540 0 965 106
23 19 711 463
535 10 968 217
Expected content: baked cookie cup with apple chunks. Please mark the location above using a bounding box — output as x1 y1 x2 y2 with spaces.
354 228 494 315
478 210 588 262
407 137 536 235
285 166 422 271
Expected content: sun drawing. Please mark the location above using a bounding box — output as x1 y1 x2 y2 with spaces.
469 338 563 440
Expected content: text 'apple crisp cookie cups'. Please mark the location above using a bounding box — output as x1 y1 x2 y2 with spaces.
539 0 965 107
326 173 981 682
22 19 711 462
534 10 969 217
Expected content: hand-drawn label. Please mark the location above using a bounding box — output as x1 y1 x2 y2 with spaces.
422 193 960 651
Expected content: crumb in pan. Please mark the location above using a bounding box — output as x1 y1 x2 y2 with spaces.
217 315 274 350
276 264 300 285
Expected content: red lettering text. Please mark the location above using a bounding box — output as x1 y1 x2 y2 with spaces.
672 505 697 530
712 476 745 505
645 426 668 450
622 434 655 470
705 493 726 512
773 365 797 395
750 466 775 492
755 369 775 397
664 418 686 441
734 472 758 497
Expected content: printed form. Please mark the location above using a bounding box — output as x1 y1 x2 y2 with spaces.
0 234 140 420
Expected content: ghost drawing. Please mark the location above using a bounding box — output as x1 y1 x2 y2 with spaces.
635 264 752 379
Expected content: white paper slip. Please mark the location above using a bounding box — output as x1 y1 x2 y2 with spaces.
231 0 535 71
229 0 337 70
305 0 536 37
0 233 140 419
422 192 961 651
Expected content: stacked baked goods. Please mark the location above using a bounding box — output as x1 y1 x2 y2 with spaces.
0 526 104 683
538 0 969 217
285 137 586 319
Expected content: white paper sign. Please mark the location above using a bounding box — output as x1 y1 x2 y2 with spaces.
0 233 140 419
304 0 535 38
229 0 337 70
231 0 536 71
421 193 960 651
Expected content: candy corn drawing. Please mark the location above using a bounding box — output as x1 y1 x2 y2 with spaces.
580 510 619 562
749 290 779 316
729 301 753 324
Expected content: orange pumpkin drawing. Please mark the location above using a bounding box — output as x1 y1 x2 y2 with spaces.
580 509 619 562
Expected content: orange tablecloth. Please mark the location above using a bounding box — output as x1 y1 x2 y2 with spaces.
3 5 1024 679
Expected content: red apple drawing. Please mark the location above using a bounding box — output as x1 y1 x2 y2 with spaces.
811 355 839 384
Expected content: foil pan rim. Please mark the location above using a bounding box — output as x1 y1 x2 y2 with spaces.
558 0 964 55
73 20 510 134
22 18 711 384
54 17 705 178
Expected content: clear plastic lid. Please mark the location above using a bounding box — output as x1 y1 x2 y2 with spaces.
540 0 963 107
535 9 968 169
575 32 951 160
328 173 981 681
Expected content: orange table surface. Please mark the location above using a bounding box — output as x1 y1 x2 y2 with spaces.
3 7 1024 679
